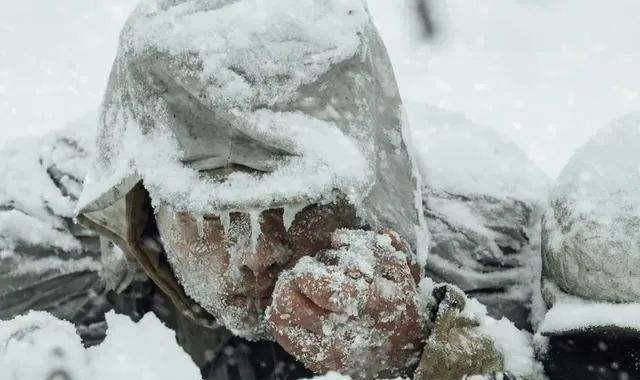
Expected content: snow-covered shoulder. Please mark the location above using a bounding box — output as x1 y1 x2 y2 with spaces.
0 311 201 380
542 113 640 303
0 113 96 258
552 113 640 220
406 103 550 203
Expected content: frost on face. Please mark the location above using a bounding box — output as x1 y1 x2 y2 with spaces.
267 229 424 379
542 113 640 303
155 203 271 339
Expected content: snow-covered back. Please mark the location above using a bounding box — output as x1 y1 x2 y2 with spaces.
407 103 549 202
542 113 640 303
553 113 640 219
0 311 201 380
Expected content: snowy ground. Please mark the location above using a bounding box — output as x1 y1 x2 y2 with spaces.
0 311 202 380
2 1 639 178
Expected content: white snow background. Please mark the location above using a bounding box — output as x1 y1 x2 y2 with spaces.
1 0 640 178
0 0 639 379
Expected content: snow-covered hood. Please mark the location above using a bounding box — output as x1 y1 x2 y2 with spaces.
542 113 640 303
77 0 425 255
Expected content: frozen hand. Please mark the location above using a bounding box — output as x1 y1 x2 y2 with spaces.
267 229 425 379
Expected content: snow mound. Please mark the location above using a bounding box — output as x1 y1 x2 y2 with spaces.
0 311 201 380
542 113 640 302
539 301 640 335
406 103 549 202
554 113 640 218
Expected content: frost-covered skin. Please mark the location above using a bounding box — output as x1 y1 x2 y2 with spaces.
155 195 359 339
266 229 424 379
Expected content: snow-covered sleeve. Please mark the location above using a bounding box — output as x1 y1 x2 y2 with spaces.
407 104 550 330
0 116 110 343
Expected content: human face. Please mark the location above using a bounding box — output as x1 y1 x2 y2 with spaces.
155 178 359 339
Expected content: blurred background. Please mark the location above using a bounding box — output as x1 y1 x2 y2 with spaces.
1 0 639 178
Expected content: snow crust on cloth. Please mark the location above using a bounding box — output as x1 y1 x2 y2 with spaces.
542 113 640 303
78 0 371 213
0 115 114 343
0 311 201 380
461 298 544 379
0 114 96 259
78 0 426 258
406 103 549 203
406 103 549 329
538 283 640 334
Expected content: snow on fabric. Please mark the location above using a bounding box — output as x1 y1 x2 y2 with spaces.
78 0 426 264
0 114 96 258
461 298 543 379
542 113 640 303
406 103 549 202
78 0 372 214
539 301 640 335
406 103 549 329
0 311 201 380
0 115 110 335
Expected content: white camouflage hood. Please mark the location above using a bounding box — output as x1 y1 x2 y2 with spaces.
78 0 427 257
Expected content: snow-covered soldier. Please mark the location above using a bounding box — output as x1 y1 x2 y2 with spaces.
70 0 538 379
0 117 112 345
538 114 640 380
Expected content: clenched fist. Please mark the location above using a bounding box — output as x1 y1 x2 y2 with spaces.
266 229 425 379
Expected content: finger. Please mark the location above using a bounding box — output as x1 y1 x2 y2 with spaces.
268 278 329 335
377 228 411 255
374 251 414 285
271 324 345 375
293 272 359 315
